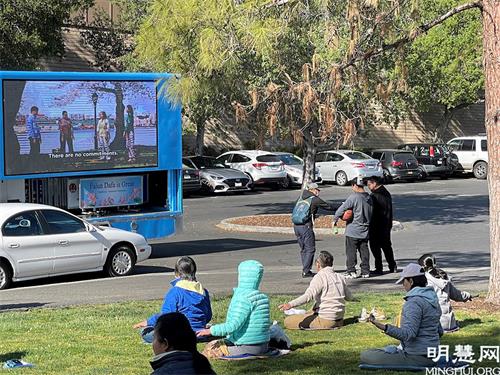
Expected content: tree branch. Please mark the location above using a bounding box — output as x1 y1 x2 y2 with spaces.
340 0 483 70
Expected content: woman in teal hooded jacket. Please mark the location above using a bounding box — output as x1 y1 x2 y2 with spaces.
197 260 271 358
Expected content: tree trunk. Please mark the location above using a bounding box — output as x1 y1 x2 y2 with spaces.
110 83 125 150
483 0 500 304
302 124 316 189
196 121 205 155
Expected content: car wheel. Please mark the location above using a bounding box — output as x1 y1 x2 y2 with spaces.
281 176 291 189
473 161 488 180
417 166 427 180
335 171 348 186
201 179 215 194
245 174 255 191
105 245 136 277
440 174 448 180
0 260 13 290
382 169 393 184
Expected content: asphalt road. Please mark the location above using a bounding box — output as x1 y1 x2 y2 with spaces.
0 177 490 311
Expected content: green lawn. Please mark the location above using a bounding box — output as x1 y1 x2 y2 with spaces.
0 293 498 374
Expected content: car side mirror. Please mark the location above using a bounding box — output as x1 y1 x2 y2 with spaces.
85 222 97 232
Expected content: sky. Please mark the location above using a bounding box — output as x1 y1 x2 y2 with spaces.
17 80 157 118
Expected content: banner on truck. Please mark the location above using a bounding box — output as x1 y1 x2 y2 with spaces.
80 175 143 209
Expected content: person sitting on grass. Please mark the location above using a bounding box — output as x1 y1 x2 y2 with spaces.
196 260 271 358
150 312 216 375
360 263 443 370
278 251 353 330
418 253 472 333
134 256 212 343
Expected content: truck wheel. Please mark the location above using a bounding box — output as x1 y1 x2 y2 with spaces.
473 161 488 180
0 260 13 290
105 245 136 277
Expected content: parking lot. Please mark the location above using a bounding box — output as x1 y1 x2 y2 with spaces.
1 175 490 311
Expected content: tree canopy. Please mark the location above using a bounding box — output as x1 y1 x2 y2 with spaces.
0 0 92 70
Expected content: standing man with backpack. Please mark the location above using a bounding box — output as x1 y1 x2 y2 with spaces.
292 182 337 278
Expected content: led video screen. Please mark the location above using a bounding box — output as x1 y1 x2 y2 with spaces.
2 80 158 176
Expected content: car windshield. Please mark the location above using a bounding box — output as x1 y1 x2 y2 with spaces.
394 152 416 162
190 157 223 169
277 154 302 165
256 155 281 163
344 151 371 160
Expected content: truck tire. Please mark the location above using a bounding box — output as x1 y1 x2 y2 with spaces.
473 161 488 180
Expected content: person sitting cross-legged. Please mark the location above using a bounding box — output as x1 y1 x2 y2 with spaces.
133 256 212 343
360 263 442 370
279 251 353 330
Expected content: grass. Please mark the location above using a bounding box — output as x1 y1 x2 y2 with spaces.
0 293 498 374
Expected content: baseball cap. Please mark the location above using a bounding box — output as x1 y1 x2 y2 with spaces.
307 182 320 190
395 263 425 284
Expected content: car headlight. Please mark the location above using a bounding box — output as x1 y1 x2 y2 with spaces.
209 175 224 181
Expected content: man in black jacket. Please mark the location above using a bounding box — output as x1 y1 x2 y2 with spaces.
293 183 337 278
367 176 397 274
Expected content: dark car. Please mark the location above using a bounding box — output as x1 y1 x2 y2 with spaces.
182 163 201 194
369 149 419 182
396 143 455 179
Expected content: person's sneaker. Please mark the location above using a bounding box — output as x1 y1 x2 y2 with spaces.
358 307 369 322
370 269 384 276
389 264 398 273
370 307 386 320
302 271 315 278
343 272 358 279
361 273 370 279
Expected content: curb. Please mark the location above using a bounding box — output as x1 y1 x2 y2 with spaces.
217 214 404 236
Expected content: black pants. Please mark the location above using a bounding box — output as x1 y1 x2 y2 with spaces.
29 137 40 156
345 236 370 275
294 223 316 274
60 135 74 153
369 229 396 272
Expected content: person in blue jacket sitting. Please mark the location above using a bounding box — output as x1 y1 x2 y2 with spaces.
134 256 212 343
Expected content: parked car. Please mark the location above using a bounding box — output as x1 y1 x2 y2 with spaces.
369 149 419 182
182 163 202 194
183 156 252 193
316 150 383 186
396 143 455 179
273 152 323 188
0 203 152 289
447 135 488 179
215 150 287 188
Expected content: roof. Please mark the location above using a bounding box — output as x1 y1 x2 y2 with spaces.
318 149 365 154
0 203 65 222
221 150 275 156
371 149 413 153
448 135 487 140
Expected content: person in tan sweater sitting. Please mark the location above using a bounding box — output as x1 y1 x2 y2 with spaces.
279 251 353 330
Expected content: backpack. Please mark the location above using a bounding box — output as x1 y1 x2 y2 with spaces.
292 195 314 225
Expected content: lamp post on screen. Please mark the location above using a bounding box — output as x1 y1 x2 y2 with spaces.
91 93 98 150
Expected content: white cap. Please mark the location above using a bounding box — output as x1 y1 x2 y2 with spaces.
307 182 320 190
395 263 425 284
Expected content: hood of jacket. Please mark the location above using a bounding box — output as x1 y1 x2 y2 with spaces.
372 185 390 198
425 272 449 290
405 286 439 308
236 260 264 290
171 278 206 296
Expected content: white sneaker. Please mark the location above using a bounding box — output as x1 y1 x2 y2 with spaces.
358 308 369 322
343 272 358 279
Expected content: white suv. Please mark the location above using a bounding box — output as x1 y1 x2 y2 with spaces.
447 135 488 179
216 150 287 188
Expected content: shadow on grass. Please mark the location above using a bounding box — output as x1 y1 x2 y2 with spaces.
0 352 27 362
0 302 49 311
291 340 331 350
458 318 482 329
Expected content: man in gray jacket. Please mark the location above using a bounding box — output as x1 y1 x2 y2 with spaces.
333 179 373 279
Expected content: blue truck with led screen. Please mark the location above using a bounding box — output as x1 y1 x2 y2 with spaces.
0 71 182 240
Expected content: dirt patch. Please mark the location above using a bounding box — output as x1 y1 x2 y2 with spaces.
229 214 347 229
452 297 500 314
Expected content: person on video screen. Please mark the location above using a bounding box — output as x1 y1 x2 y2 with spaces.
58 111 74 154
26 106 41 156
124 104 136 162
97 111 110 160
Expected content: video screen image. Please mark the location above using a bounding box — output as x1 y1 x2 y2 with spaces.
2 80 158 176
